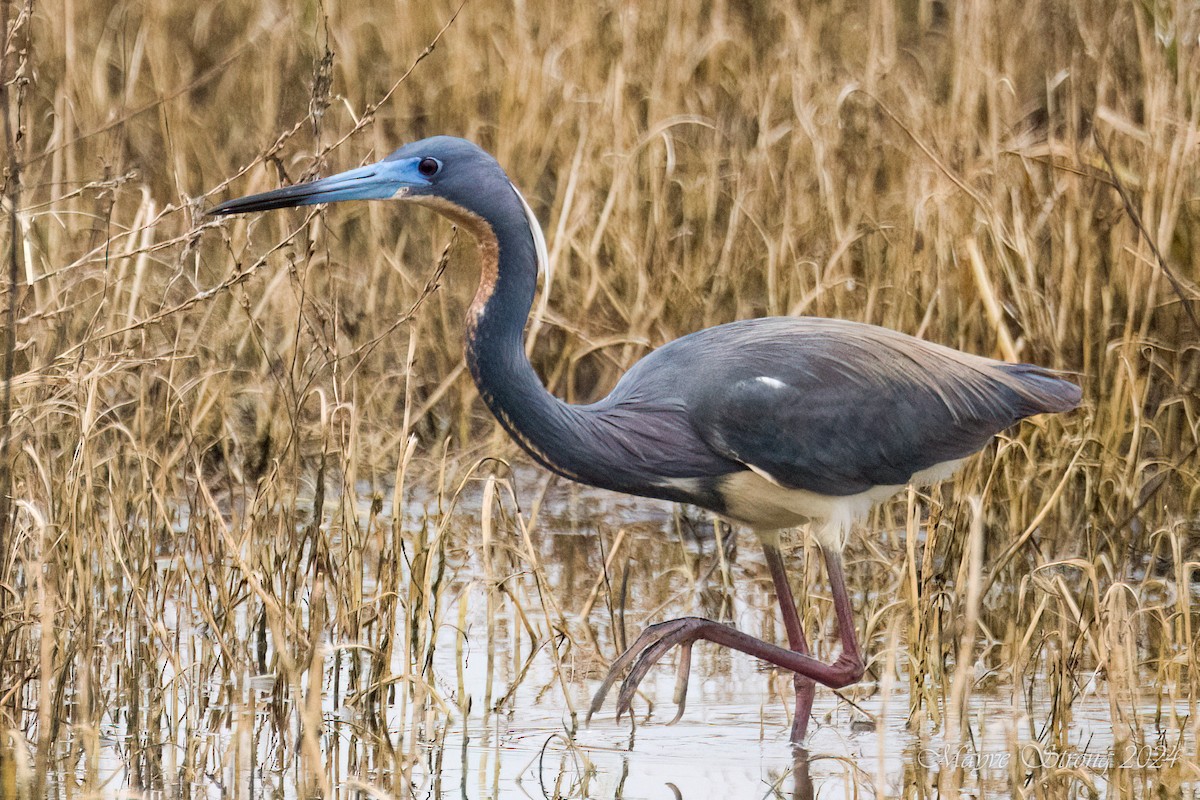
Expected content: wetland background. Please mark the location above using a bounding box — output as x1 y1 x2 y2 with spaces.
1 0 1198 796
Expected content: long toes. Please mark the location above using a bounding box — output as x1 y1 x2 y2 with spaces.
666 643 693 725
587 668 623 721
615 626 699 719
589 619 708 722
588 623 687 721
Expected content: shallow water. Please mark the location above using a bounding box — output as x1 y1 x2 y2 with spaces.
44 465 1198 799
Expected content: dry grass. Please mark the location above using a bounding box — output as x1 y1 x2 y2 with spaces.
1 0 1197 797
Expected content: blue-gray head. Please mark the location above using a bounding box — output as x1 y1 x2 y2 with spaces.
210 135 551 355
210 135 549 292
210 136 529 234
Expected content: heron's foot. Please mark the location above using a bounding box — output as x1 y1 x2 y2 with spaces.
587 616 717 725
587 616 865 734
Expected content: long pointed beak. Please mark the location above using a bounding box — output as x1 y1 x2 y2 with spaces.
209 158 426 216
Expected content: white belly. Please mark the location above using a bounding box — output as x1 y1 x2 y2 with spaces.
717 458 965 549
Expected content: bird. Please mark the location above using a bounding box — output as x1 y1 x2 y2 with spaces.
210 136 1081 744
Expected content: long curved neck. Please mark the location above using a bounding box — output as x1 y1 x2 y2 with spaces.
447 193 592 482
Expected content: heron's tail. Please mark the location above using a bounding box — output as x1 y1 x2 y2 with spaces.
999 364 1083 416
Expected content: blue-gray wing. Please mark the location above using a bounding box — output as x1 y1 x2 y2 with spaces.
685 319 1080 496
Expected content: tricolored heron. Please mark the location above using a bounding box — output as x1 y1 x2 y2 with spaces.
211 136 1081 743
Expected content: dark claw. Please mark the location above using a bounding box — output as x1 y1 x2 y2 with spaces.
590 617 708 725
588 622 680 721
615 635 674 718
666 642 693 725
615 625 698 717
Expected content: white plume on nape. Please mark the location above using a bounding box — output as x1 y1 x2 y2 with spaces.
510 179 555 348
510 181 549 279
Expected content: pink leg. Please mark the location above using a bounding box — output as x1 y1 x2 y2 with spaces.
822 548 863 674
588 543 864 738
763 543 816 744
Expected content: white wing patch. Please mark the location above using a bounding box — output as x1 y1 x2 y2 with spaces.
754 376 787 389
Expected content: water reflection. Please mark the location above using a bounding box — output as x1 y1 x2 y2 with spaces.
27 465 1196 799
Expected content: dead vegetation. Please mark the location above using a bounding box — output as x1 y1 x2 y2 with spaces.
0 0 1197 796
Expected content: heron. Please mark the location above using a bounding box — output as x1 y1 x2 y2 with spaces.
210 136 1081 744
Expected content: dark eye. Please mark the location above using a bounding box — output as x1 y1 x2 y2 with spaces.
418 157 440 177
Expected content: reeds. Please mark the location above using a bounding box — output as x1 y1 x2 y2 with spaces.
1 0 1197 797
